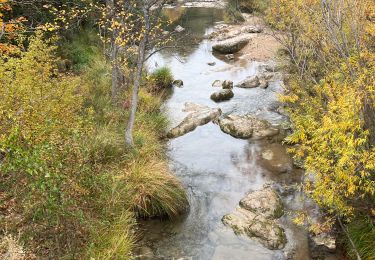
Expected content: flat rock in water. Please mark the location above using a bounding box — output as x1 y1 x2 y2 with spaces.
216 115 279 139
212 35 250 54
222 186 286 250
210 89 234 102
240 187 284 219
167 103 222 138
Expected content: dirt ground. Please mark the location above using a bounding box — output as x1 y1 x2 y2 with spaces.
211 14 282 62
240 15 282 61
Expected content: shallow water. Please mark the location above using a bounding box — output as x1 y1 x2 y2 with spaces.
141 7 314 260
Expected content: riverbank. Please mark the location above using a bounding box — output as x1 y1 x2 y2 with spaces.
0 30 188 259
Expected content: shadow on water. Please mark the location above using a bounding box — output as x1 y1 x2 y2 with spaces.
140 7 320 260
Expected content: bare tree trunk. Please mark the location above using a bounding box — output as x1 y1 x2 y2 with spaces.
364 98 375 146
107 0 123 103
125 3 150 146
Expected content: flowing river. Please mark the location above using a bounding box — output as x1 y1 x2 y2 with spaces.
139 7 336 260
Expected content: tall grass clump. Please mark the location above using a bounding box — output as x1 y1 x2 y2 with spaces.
122 160 188 218
150 66 174 92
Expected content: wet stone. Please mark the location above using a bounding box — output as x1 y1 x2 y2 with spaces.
216 114 279 139
222 186 287 250
210 89 234 102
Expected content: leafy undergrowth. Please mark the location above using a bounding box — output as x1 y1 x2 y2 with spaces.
0 29 188 259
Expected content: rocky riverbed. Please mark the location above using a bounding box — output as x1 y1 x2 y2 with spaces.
137 5 340 260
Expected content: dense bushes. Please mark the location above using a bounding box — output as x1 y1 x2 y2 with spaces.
268 0 375 220
264 0 375 256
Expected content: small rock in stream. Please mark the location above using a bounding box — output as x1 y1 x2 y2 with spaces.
310 233 336 253
235 73 274 89
222 80 233 89
239 187 284 219
210 89 234 102
207 61 216 66
172 79 184 88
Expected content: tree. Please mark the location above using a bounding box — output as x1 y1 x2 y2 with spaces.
98 0 170 146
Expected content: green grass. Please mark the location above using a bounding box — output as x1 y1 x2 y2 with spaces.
344 217 375 260
88 211 136 260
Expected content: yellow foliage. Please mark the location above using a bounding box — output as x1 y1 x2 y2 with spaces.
269 0 375 220
0 32 87 145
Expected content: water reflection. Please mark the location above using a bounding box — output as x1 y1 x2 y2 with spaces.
162 7 224 57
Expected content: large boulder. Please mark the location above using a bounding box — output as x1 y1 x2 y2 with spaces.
240 187 284 219
210 89 234 102
222 187 286 250
212 35 250 54
167 103 222 138
216 115 279 139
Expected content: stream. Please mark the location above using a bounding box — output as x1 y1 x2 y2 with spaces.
139 7 330 260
